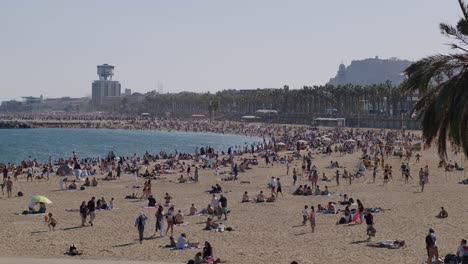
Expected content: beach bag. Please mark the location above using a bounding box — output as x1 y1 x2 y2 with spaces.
17 191 23 197
80 186 85 191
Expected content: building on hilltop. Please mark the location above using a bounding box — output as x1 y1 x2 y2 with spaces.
92 64 122 105
327 56 412 86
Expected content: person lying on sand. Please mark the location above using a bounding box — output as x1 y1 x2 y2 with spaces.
266 194 276 202
125 193 138 199
293 185 303 195
437 207 448 218
204 217 219 230
65 244 82 256
68 180 77 190
367 240 405 249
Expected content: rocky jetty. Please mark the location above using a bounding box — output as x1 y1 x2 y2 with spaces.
0 121 31 129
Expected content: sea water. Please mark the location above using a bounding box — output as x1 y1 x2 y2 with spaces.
0 128 262 164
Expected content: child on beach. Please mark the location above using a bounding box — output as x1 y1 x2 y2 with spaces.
47 212 57 230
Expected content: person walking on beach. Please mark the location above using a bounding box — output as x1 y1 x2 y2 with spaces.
426 228 440 264
2 166 8 180
87 197 96 226
302 206 309 225
6 177 13 198
135 211 148 244
357 199 364 224
292 168 297 186
166 206 175 236
26 166 33 182
276 178 283 197
309 206 316 233
154 206 164 237
335 170 340 186
270 177 277 196
218 194 228 220
364 209 376 240
455 239 468 264
194 167 199 182
79 201 88 227
419 168 425 192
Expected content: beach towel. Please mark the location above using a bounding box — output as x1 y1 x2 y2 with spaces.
175 222 190 226
15 212 47 216
169 246 198 250
186 213 203 217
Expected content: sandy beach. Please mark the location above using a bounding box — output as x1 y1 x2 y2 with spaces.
0 133 467 264
0 257 178 264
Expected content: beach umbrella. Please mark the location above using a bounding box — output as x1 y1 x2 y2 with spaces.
31 195 52 204
276 142 286 146
345 139 356 143
297 140 308 144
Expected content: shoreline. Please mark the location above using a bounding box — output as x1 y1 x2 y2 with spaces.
0 119 269 138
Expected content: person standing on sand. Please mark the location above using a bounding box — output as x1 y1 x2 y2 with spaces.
270 177 277 196
79 201 88 227
426 228 440 264
364 209 376 240
194 167 199 182
335 170 340 186
309 206 316 233
302 206 309 225
218 194 228 220
6 177 13 198
292 168 297 186
87 197 96 226
135 211 148 244
357 199 364 224
419 168 425 192
276 178 283 197
155 206 164 237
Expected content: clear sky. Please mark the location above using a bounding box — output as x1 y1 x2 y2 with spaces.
0 0 460 101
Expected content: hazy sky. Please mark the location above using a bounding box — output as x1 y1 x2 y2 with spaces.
0 0 460 102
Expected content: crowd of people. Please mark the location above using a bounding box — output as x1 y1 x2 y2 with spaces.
1 118 467 263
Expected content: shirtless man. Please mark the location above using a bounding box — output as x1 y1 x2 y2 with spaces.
189 204 198 215
6 177 13 198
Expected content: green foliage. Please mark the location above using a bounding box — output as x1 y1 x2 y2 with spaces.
402 0 468 160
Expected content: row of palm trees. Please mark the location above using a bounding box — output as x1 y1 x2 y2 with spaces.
112 83 418 119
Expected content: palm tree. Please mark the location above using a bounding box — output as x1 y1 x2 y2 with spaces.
402 0 468 159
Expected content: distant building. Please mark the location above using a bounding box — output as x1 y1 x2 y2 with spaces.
124 88 132 96
22 95 43 104
92 64 122 105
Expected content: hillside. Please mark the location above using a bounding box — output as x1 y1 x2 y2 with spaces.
327 56 412 86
